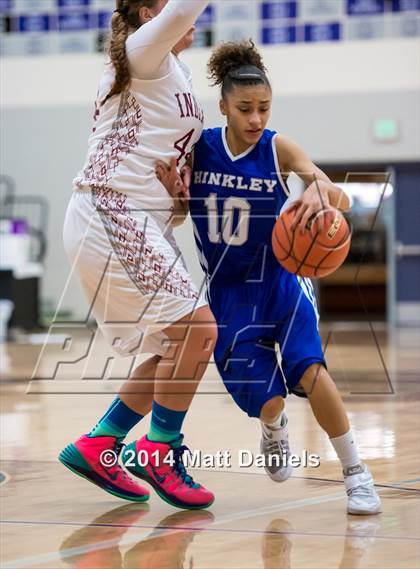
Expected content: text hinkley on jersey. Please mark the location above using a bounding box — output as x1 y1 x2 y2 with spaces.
193 170 278 193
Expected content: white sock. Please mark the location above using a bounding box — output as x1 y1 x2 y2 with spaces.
262 411 286 430
330 430 361 471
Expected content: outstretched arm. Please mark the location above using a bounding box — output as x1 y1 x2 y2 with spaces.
276 136 351 232
127 0 209 79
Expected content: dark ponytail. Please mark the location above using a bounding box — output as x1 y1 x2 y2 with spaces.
102 0 158 106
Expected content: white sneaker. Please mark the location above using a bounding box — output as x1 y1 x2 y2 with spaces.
260 414 293 482
344 464 382 515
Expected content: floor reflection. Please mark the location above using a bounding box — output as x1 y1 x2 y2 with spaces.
58 504 383 569
339 517 382 569
260 516 381 569
59 504 150 568
261 519 293 569
59 504 215 569
124 510 214 569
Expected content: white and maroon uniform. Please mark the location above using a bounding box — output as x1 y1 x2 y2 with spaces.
63 0 209 357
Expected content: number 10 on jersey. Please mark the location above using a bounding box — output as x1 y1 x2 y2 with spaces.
205 193 251 247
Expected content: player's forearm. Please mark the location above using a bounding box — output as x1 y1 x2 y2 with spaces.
167 0 210 24
171 198 189 227
127 0 209 76
327 185 351 212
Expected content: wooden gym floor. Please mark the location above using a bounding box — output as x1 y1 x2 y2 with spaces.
1 323 419 568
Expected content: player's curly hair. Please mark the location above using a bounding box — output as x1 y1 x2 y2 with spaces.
207 40 270 98
101 0 158 106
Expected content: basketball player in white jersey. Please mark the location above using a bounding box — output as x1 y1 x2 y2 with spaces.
59 0 217 510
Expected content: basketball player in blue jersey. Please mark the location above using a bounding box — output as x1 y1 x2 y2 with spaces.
157 40 381 515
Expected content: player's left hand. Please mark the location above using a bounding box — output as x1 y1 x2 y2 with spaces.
287 180 333 234
156 158 190 202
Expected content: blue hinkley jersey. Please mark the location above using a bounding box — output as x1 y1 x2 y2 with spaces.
189 127 323 418
190 127 290 284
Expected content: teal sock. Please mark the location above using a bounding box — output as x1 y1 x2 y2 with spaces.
89 397 144 442
148 401 187 443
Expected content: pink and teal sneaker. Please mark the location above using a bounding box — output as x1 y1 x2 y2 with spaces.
59 435 150 502
122 435 215 510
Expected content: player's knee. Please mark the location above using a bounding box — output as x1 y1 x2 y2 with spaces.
298 363 327 394
260 396 285 423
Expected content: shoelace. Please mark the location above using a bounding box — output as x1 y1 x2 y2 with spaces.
172 445 197 487
106 442 135 485
347 484 373 497
266 438 289 454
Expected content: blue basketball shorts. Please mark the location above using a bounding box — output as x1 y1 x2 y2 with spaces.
208 269 326 418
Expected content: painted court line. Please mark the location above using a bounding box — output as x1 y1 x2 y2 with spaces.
2 521 418 569
2 491 345 569
2 519 418 542
1 485 400 569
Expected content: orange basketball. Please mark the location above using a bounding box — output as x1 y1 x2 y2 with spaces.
272 207 351 278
